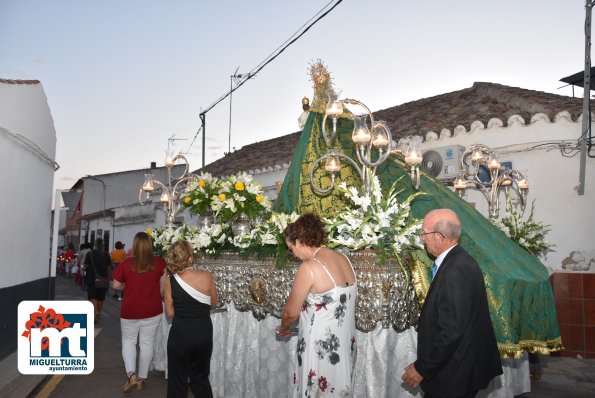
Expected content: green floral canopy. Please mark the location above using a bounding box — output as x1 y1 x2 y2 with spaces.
274 111 562 358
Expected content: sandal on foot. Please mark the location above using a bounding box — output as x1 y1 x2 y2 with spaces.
123 372 137 393
136 380 144 391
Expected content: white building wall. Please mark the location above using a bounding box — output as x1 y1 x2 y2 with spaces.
92 164 287 251
82 166 182 215
417 113 595 273
82 166 181 250
111 203 167 249
248 164 290 200
0 81 56 288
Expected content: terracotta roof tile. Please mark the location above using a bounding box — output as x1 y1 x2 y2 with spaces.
195 131 301 177
194 82 589 176
373 82 588 141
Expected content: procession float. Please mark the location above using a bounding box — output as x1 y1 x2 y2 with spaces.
144 61 561 397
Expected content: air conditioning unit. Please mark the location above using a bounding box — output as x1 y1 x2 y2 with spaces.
420 145 465 181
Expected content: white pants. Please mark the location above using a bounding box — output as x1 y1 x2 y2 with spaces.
120 314 161 379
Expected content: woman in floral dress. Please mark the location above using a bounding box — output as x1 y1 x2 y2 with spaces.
277 213 357 397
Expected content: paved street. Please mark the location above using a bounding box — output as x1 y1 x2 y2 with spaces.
1 274 594 397
517 355 595 398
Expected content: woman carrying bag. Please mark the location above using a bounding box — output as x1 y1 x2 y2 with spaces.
84 238 111 323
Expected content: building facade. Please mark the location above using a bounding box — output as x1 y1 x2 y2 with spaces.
0 79 57 360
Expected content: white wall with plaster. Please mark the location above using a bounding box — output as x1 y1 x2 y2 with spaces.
0 81 56 288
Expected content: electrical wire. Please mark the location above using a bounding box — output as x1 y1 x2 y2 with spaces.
1 126 60 170
184 125 203 159
185 0 343 155
245 0 338 79
202 0 342 115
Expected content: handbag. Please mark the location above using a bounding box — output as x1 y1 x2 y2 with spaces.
89 251 110 290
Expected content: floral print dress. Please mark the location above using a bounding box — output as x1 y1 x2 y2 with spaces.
294 255 357 397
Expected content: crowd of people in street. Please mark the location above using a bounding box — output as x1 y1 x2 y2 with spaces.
56 240 127 302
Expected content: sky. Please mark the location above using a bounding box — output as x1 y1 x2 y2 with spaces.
0 0 589 198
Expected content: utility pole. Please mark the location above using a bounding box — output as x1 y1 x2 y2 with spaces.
579 1 594 195
228 70 248 154
200 113 206 168
229 74 233 154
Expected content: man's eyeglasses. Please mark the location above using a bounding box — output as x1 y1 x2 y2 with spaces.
420 231 444 238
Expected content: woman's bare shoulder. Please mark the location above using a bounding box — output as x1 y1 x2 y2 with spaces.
186 269 213 280
193 269 213 276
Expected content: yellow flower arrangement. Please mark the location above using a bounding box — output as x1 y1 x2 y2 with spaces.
180 172 221 216
211 172 272 222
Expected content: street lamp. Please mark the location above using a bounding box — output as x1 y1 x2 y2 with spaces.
453 143 529 218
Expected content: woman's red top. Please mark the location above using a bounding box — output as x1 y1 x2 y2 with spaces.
112 256 166 319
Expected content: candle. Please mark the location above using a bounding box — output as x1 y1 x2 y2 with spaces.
372 135 389 147
326 101 344 117
518 179 529 189
325 157 341 173
142 181 154 192
352 129 371 144
471 150 483 161
405 154 422 165
453 179 467 190
488 159 501 170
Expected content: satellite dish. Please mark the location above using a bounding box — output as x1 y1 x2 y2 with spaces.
420 150 443 177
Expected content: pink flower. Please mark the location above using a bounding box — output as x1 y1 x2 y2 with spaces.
318 376 328 392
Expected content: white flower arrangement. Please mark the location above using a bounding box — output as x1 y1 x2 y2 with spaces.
228 211 300 250
180 172 221 216
147 222 226 256
490 193 555 257
211 172 272 222
324 176 424 262
149 210 300 261
151 172 425 269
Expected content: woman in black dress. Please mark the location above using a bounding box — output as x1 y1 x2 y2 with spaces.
164 240 218 398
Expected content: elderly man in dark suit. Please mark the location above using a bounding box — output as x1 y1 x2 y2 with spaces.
402 208 502 398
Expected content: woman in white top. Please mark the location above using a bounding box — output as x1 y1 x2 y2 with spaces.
164 240 218 398
277 213 358 397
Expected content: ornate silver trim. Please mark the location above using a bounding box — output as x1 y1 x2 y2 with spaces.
194 251 419 331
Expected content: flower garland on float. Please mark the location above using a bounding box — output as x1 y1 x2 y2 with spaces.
148 172 425 269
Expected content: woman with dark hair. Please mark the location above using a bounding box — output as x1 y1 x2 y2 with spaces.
112 232 166 393
276 213 358 397
84 238 111 322
164 239 217 398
